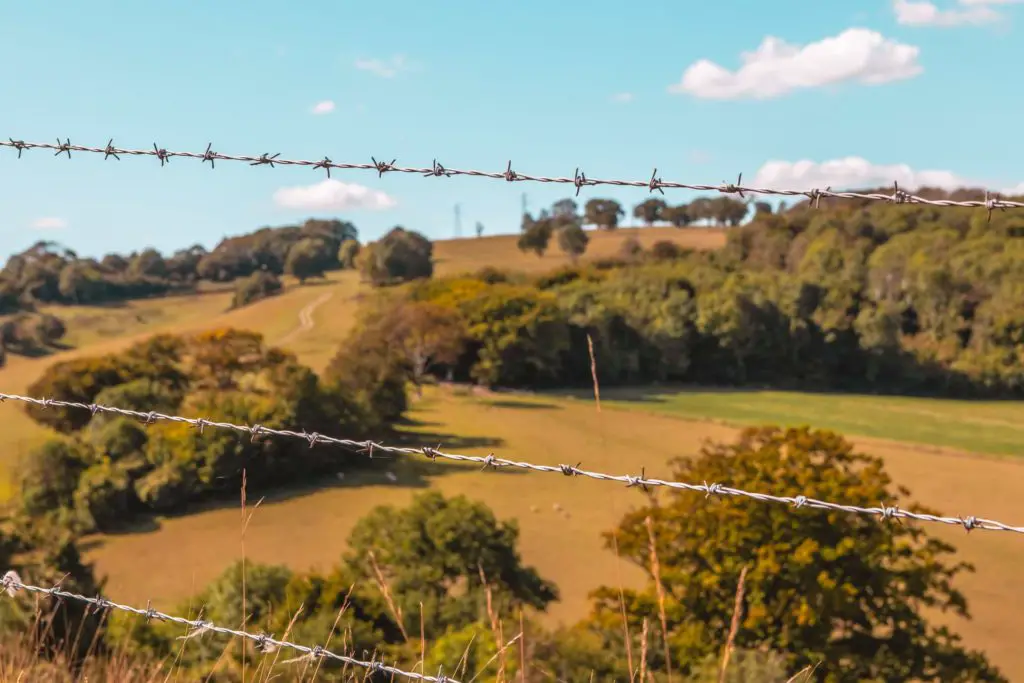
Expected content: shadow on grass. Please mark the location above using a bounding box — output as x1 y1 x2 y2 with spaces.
82 426 523 547
480 399 562 411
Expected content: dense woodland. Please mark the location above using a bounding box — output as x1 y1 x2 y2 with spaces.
343 190 1024 398
0 187 1019 680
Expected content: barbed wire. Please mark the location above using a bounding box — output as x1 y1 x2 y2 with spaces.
1 570 459 683
1 137 1021 215
1 392 1018 536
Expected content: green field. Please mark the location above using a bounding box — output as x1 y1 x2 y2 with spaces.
554 387 1024 459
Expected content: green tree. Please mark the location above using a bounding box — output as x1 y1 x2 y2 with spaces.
584 198 625 229
371 299 466 395
231 270 282 309
663 204 693 228
338 239 361 269
360 227 433 286
284 237 331 283
340 491 558 639
517 220 553 257
586 426 1004 682
557 223 589 263
633 198 668 226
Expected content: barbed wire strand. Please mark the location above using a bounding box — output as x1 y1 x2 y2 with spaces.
1 137 1020 216
1 392 1017 536
0 570 459 683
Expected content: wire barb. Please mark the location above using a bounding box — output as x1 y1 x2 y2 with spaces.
2 136 1021 210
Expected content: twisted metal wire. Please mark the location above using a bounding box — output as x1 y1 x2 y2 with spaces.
1 392 1017 535
0 570 459 683
1 137 1020 214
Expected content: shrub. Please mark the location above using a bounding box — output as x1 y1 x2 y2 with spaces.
231 270 282 309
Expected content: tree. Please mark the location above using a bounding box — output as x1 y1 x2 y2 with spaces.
557 223 589 262
360 227 433 286
34 313 66 344
340 491 558 639
129 248 168 279
338 239 360 269
475 221 484 238
231 271 282 309
551 198 579 221
633 198 667 226
712 196 751 226
662 204 692 228
584 199 625 229
284 237 330 283
586 426 1004 681
754 200 774 216
517 220 553 257
367 300 465 396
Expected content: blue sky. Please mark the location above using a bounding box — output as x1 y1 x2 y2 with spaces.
2 0 1023 259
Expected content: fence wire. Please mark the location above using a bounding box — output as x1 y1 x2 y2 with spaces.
2 137 1021 214
1 392 1018 535
1 570 459 683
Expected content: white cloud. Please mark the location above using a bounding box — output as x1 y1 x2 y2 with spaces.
611 92 634 103
354 54 410 78
273 179 397 211
1002 181 1024 195
894 0 1021 26
32 217 67 230
310 100 336 115
668 28 922 100
752 157 980 192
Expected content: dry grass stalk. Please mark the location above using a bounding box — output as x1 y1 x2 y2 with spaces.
478 564 506 682
644 515 673 683
638 617 649 683
611 533 635 679
586 334 601 412
366 550 409 642
718 566 749 683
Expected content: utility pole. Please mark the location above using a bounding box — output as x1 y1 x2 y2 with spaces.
521 193 528 217
454 204 462 239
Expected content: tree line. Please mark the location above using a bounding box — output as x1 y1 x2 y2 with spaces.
0 218 359 314
352 188 1024 398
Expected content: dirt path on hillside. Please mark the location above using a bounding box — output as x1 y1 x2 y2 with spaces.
277 291 334 345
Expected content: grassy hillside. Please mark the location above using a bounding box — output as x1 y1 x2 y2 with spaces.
81 387 1024 680
4 224 1024 678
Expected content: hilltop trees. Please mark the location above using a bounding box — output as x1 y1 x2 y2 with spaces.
580 426 1004 681
584 198 624 229
0 219 360 314
360 226 434 286
633 198 667 226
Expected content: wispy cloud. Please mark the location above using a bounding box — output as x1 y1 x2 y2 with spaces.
273 179 397 211
354 54 411 78
310 100 336 115
893 0 1019 26
32 217 67 230
752 157 979 192
669 28 921 100
610 92 634 103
